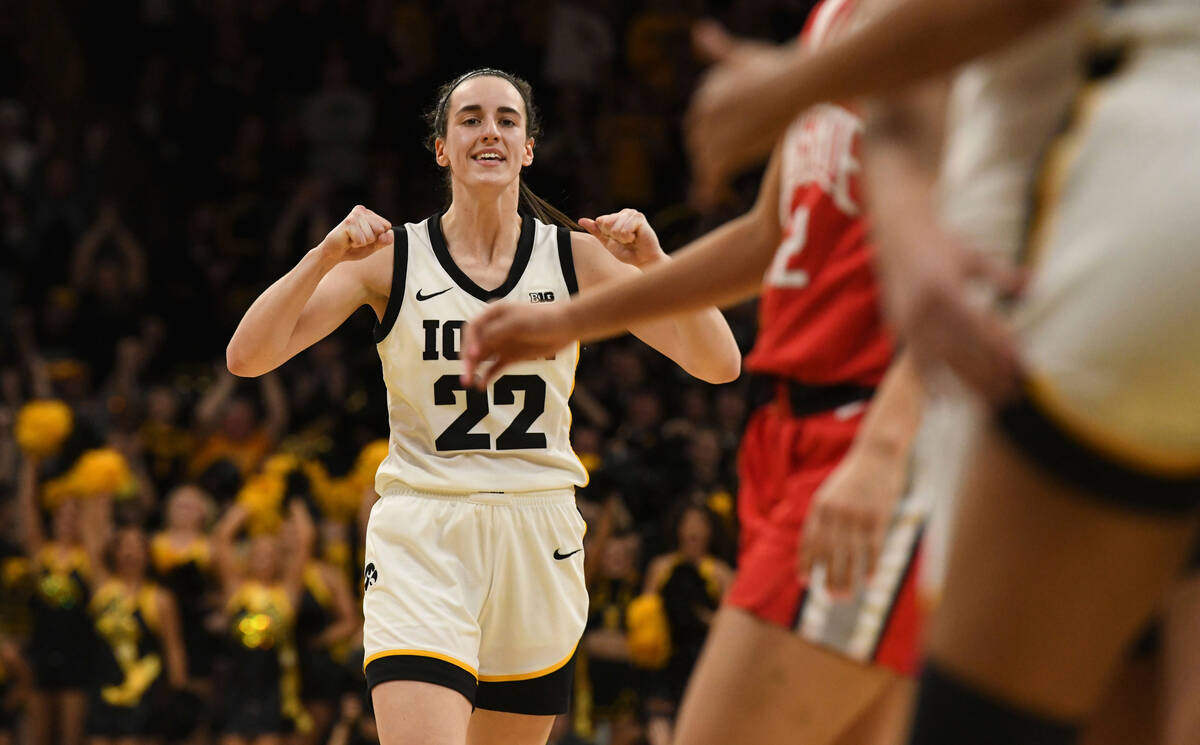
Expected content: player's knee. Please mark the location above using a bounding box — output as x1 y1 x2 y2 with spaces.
907 660 1080 745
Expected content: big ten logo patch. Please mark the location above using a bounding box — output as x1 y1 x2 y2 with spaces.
529 291 555 303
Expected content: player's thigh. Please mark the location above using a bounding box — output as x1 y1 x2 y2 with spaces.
674 606 899 745
832 674 914 745
465 710 554 745
1078 649 1162 745
372 680 472 745
928 424 1199 719
1162 571 1200 745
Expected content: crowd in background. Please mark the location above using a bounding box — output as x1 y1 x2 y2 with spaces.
0 1 820 743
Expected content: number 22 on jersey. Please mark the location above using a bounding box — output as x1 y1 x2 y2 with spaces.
433 374 547 452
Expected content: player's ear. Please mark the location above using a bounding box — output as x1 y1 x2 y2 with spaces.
435 137 450 168
522 137 534 167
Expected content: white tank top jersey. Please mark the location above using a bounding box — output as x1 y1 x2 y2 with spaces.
937 0 1200 262
372 213 588 496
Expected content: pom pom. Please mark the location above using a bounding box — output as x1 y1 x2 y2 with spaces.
72 449 133 498
313 475 359 523
15 400 74 457
626 593 671 669
706 490 733 520
236 473 286 536
352 439 389 488
578 453 602 473
41 473 81 510
263 453 301 477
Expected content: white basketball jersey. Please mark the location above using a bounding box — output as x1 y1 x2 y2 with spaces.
373 213 587 495
937 6 1088 262
938 0 1200 262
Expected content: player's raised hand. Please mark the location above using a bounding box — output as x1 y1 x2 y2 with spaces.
462 303 574 389
686 21 798 207
579 209 666 268
318 205 393 264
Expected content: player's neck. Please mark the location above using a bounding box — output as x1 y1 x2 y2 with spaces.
442 184 522 264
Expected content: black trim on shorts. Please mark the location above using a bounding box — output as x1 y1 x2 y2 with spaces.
475 654 576 716
556 227 579 296
365 654 477 707
373 226 409 343
996 393 1200 515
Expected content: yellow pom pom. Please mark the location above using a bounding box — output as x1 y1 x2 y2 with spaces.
237 474 286 535
706 490 734 520
625 594 671 669
15 400 74 457
72 449 133 498
263 453 301 477
353 440 389 488
42 474 82 510
313 476 359 523
301 460 331 494
578 453 602 473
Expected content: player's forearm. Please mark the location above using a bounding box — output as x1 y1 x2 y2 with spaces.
769 0 1078 138
851 353 924 461
664 303 742 384
564 213 775 344
862 107 944 294
227 247 336 377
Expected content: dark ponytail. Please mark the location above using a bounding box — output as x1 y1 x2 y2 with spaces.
426 68 581 232
518 181 582 232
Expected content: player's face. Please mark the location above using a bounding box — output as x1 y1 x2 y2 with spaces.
436 76 534 190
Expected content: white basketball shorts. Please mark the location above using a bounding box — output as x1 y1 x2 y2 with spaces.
362 487 588 714
1000 41 1200 512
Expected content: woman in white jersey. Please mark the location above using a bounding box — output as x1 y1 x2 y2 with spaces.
225 68 739 745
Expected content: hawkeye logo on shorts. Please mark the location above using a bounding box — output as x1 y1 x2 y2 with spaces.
529 291 555 303
364 563 379 591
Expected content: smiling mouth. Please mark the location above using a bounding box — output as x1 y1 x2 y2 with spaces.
472 153 506 163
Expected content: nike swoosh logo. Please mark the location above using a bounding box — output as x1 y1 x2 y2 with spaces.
416 287 452 301
553 548 582 561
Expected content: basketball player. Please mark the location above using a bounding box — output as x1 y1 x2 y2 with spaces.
465 5 931 744
680 0 1200 743
226 68 739 745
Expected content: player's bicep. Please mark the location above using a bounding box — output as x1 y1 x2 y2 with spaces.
282 261 377 361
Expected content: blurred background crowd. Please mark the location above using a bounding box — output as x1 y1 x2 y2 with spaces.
0 0 820 743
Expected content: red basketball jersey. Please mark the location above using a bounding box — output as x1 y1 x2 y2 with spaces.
744 0 893 386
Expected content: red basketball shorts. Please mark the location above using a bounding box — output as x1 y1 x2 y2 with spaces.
726 399 925 676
